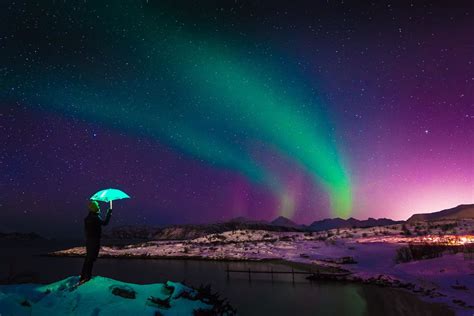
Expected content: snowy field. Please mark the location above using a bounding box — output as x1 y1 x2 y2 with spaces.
52 220 474 315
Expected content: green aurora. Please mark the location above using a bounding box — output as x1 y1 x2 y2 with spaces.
17 3 353 217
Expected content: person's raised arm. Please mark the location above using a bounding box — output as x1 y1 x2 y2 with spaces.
101 208 112 226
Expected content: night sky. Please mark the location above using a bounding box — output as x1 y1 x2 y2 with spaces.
1 1 473 237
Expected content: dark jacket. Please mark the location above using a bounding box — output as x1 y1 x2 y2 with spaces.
84 209 112 241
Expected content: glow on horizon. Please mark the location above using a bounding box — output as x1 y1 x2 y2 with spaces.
354 176 473 220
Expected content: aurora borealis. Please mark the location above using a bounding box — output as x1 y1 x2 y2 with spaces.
1 1 473 237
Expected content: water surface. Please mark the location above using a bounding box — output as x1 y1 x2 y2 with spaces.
0 240 454 316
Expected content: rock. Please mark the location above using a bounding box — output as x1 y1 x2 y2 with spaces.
452 299 466 306
451 284 468 290
163 282 174 296
339 256 357 264
110 285 136 299
20 299 31 307
147 296 171 309
193 309 215 316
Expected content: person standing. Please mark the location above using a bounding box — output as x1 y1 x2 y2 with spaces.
80 200 112 283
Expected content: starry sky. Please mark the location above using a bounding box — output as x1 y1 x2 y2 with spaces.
1 1 473 237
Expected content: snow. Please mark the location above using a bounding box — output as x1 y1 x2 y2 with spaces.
0 276 211 316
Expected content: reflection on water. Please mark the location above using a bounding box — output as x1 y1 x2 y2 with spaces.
0 240 454 316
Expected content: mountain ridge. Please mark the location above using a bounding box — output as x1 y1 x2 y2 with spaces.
103 215 403 241
308 217 402 232
407 204 474 222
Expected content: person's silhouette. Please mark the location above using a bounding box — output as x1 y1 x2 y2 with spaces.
80 200 112 283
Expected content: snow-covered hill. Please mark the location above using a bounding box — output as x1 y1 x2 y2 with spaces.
0 276 232 315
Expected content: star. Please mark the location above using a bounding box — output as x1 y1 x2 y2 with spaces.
1 1 471 237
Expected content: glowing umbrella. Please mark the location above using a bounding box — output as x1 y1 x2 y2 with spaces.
90 188 130 208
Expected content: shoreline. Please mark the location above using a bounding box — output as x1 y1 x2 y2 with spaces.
47 228 474 315
46 252 348 275
47 251 468 314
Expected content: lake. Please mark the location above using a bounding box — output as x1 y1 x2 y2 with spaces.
0 240 454 316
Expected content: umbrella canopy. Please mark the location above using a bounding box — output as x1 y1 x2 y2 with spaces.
90 188 130 203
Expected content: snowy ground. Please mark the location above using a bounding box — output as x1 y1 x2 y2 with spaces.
52 221 474 315
0 276 220 315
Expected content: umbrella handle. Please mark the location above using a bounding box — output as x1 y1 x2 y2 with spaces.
110 200 113 209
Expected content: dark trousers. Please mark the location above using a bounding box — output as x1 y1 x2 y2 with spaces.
80 239 100 281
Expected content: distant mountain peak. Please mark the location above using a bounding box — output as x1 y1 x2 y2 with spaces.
271 216 299 228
